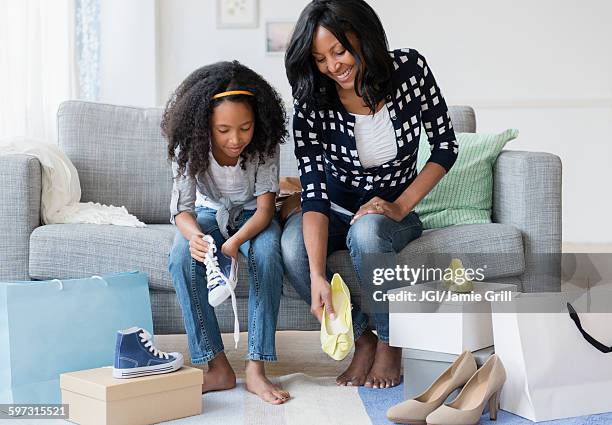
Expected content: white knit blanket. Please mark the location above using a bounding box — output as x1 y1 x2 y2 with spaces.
0 138 146 227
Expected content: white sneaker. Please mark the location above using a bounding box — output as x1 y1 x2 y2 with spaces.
203 235 238 307
202 235 240 347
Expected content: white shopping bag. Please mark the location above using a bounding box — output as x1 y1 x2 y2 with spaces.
491 291 612 422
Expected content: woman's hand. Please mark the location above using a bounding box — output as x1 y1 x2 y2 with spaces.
189 234 209 262
350 196 409 224
221 236 241 259
310 274 335 322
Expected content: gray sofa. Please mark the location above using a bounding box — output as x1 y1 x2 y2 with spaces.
0 100 562 334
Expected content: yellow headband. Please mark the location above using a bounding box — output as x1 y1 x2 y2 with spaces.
212 90 254 100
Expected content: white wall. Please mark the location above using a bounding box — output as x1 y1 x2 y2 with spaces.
121 0 612 243
378 0 612 245
156 0 304 105
99 0 157 107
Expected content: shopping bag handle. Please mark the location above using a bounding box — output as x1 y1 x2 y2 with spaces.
51 279 64 290
51 276 109 291
567 302 612 353
91 275 109 286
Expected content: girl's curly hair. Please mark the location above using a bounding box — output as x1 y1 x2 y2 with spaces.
162 60 287 178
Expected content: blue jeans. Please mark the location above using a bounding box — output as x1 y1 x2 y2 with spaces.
168 207 283 364
281 210 422 342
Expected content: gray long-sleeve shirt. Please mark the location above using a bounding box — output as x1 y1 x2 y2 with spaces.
170 146 280 238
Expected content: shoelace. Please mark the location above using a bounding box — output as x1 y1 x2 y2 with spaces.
204 242 224 290
202 235 240 349
139 329 170 360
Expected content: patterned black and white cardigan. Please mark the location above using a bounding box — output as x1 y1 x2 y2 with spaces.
292 48 459 216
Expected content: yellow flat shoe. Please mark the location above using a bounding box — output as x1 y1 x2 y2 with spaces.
321 273 354 361
443 258 474 293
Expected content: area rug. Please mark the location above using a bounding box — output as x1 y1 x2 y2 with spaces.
159 373 612 425
36 373 612 425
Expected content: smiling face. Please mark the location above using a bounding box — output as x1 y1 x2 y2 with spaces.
311 26 361 92
210 100 255 166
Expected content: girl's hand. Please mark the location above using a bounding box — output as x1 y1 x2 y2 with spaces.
189 234 209 262
350 196 408 224
221 237 240 259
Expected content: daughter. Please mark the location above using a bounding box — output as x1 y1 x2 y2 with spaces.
164 61 289 404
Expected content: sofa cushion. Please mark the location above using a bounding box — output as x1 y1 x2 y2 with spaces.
29 224 177 291
30 221 523 299
415 129 519 229
281 223 525 300
56 101 477 224
151 289 320 335
57 101 172 224
28 223 297 297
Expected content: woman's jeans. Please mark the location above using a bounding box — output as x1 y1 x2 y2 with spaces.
281 210 422 343
168 207 283 364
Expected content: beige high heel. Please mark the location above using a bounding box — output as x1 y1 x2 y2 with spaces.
386 351 477 424
425 354 506 425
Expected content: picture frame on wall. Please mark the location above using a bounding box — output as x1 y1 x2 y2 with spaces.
217 0 259 29
265 21 295 55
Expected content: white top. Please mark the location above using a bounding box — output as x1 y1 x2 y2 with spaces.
330 106 398 216
197 152 258 211
352 106 398 168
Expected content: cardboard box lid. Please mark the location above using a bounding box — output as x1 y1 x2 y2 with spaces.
60 366 202 401
403 345 495 364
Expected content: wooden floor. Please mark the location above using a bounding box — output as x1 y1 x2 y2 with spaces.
156 331 352 379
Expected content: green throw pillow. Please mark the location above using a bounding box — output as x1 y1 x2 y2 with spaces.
414 129 519 229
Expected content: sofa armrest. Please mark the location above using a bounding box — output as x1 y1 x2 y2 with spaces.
0 154 41 280
492 150 562 292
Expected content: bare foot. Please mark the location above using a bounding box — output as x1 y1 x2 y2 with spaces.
202 353 236 393
245 360 290 405
336 330 377 386
364 340 402 389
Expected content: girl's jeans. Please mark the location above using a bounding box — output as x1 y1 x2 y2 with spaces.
281 210 422 343
168 207 283 364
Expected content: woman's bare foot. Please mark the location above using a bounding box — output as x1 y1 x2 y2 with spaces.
336 330 377 386
202 353 236 393
245 360 290 405
364 340 402 389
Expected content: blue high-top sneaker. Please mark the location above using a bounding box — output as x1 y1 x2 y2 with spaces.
113 327 183 379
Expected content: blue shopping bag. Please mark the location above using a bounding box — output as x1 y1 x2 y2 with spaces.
0 271 153 404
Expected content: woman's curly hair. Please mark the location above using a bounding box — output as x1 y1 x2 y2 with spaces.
162 60 287 177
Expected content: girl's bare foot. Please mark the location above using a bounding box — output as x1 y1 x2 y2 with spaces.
202 352 236 393
336 330 377 386
364 340 402 389
245 360 290 404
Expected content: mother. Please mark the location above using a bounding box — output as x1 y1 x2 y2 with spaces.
282 0 458 389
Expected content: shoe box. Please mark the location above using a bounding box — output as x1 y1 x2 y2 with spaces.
60 366 202 425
